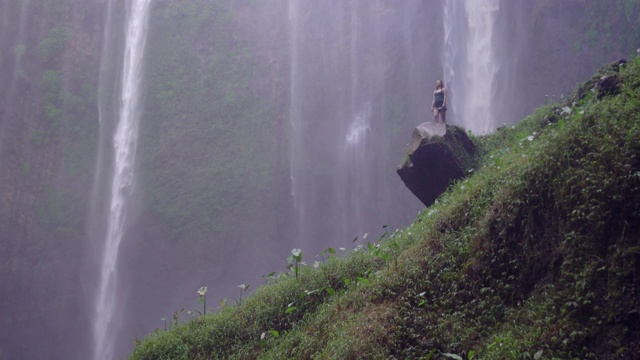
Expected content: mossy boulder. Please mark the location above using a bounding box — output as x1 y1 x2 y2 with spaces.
569 59 627 103
397 123 476 207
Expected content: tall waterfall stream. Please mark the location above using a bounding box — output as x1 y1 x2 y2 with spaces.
93 1 151 359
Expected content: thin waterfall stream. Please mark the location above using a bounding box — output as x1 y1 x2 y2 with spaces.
92 1 151 359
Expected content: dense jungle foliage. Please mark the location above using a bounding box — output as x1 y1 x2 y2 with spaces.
131 58 640 359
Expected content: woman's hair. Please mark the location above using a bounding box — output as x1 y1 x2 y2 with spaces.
436 80 445 89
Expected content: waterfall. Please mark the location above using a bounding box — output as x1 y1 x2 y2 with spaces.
287 2 368 253
345 102 372 235
286 2 423 256
93 1 151 359
443 0 500 134
287 0 303 242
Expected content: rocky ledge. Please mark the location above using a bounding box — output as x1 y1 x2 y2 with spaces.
397 123 476 207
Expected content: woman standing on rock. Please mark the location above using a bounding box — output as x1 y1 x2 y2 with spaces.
432 79 447 124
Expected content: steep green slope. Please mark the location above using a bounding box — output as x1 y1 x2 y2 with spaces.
130 59 640 360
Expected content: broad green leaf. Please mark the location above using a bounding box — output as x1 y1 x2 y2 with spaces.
325 287 335 295
357 276 371 287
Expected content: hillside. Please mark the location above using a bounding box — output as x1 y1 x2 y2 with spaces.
129 58 640 359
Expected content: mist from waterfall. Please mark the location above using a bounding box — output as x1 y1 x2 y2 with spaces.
287 0 303 240
345 102 373 235
92 1 151 359
443 0 500 134
0 0 31 166
287 1 427 257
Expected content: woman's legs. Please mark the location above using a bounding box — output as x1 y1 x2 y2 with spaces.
433 108 446 123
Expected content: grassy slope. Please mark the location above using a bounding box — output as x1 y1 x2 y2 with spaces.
130 58 640 360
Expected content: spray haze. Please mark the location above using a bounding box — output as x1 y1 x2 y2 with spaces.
287 1 427 257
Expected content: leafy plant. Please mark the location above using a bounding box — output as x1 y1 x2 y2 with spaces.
197 286 207 315
287 248 303 278
237 284 250 304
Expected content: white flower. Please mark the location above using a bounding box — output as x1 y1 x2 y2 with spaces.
527 135 534 141
313 261 321 269
197 286 207 296
291 248 302 257
362 233 368 240
238 284 248 290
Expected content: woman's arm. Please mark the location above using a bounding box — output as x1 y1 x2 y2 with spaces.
431 91 435 109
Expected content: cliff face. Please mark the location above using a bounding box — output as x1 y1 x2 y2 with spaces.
0 1 104 359
0 1 639 359
494 0 640 123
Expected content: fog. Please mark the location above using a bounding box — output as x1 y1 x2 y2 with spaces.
0 1 635 359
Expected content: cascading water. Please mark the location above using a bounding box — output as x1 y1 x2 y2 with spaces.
92 1 151 359
287 2 425 256
443 0 500 134
345 102 372 235
287 0 303 243
287 1 374 254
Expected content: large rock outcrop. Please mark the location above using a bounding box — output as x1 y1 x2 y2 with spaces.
397 123 476 207
570 59 627 102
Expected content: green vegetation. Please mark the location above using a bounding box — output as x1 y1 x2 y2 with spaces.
130 58 640 359
136 0 290 275
573 0 640 53
37 25 70 63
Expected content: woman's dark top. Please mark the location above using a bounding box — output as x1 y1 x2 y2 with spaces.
434 89 445 108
